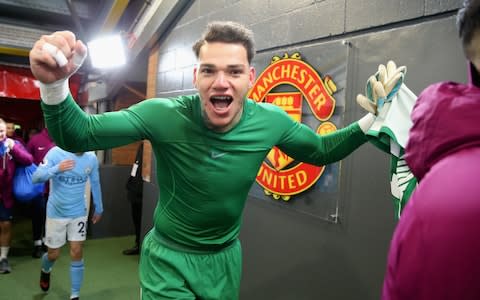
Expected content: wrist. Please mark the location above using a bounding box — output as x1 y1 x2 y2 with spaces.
357 113 375 134
39 79 69 105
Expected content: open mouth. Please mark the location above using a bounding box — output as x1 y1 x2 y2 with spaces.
210 95 233 111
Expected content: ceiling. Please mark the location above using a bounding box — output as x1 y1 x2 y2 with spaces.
0 0 191 129
0 0 144 65
0 0 191 88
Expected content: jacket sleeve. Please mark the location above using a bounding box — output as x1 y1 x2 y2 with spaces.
10 142 33 166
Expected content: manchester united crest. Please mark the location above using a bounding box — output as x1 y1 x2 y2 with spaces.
249 53 338 201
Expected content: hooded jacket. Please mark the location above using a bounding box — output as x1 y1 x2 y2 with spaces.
0 140 34 209
27 128 55 165
382 63 480 299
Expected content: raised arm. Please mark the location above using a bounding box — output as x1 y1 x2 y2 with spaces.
278 116 371 166
41 96 146 152
29 31 146 152
280 60 407 166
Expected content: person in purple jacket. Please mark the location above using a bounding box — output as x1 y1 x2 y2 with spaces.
26 128 55 258
0 118 34 274
6 122 25 146
382 1 480 299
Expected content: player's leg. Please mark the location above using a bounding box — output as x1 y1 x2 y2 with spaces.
139 230 196 300
41 217 67 291
187 239 242 300
0 202 13 274
67 216 87 300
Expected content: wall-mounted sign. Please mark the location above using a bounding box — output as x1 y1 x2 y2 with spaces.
248 53 339 201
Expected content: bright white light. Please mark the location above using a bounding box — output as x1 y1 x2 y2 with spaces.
87 35 126 69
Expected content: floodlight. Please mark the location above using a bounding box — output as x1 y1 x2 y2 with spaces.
87 35 126 69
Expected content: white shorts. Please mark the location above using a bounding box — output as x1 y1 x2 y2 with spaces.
44 216 88 248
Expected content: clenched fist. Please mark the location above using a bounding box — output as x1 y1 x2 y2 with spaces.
29 31 88 84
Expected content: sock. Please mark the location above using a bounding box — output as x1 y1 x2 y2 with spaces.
34 239 43 246
0 246 9 259
41 253 55 273
70 259 84 298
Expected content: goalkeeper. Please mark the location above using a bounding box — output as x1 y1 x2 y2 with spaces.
29 21 400 300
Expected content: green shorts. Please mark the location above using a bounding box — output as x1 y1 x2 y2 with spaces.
139 229 242 300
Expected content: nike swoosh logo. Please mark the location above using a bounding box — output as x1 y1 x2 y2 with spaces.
211 151 227 159
38 147 45 150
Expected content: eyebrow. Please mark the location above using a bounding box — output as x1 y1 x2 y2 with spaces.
198 63 246 69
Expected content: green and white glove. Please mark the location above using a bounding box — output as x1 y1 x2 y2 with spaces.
357 60 417 219
356 61 406 115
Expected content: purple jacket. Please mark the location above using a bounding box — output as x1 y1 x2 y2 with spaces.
382 64 480 299
27 128 55 165
0 140 34 208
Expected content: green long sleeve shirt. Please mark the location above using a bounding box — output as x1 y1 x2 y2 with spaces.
42 94 366 249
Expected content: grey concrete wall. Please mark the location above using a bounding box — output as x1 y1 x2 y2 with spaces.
139 1 467 299
89 165 135 239
155 0 463 96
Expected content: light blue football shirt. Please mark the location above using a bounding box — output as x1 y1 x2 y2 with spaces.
33 146 103 218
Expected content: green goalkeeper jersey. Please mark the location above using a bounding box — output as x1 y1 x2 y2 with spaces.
42 94 366 249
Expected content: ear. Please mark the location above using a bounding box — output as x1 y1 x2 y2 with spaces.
193 65 198 88
248 66 256 88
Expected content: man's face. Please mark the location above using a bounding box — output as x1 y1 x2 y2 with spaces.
6 122 14 137
0 123 7 140
193 42 255 132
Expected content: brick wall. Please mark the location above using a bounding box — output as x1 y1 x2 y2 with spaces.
110 82 145 166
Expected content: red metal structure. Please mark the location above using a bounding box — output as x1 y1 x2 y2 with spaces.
0 64 83 131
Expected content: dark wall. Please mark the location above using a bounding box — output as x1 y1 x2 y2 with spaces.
89 165 135 239
140 181 158 242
